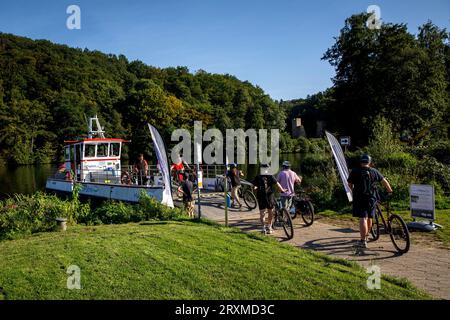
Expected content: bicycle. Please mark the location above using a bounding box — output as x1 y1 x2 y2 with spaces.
271 198 294 240
237 182 257 210
217 175 258 210
370 196 410 254
291 190 314 227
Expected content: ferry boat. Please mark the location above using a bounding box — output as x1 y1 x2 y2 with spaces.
46 116 173 205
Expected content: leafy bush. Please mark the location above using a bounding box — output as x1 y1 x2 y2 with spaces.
136 191 185 220
300 153 330 173
0 189 185 240
367 117 403 161
417 156 450 193
0 192 76 239
379 152 418 169
413 141 450 165
91 201 136 224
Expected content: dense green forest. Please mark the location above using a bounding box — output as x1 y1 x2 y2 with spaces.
0 31 285 164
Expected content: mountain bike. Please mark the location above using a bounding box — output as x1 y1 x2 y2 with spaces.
291 189 314 226
370 197 410 254
272 199 294 240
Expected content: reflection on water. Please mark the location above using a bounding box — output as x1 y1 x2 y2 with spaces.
0 154 305 200
0 164 57 199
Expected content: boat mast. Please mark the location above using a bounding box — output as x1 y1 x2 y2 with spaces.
87 115 105 139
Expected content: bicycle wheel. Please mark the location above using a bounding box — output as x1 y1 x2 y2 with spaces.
281 208 294 240
291 208 298 220
271 210 280 230
301 201 314 226
370 206 381 241
172 183 183 200
243 190 257 210
388 214 410 254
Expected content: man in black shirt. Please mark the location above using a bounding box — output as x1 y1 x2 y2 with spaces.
253 164 287 234
179 172 195 218
347 154 393 248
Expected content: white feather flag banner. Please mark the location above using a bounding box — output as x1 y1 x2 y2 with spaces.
325 131 353 202
148 124 174 208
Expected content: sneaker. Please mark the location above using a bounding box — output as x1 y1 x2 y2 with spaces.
358 240 368 249
267 228 274 234
261 227 267 234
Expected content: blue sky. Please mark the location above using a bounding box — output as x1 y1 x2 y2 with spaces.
0 0 449 100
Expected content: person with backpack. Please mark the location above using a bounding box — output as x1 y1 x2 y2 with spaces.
178 172 195 218
253 164 288 234
277 161 302 210
347 154 393 248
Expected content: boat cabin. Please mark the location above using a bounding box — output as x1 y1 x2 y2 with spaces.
61 116 129 184
63 138 128 184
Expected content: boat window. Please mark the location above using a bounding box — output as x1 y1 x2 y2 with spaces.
110 143 120 157
97 143 109 157
65 147 70 161
75 144 81 162
85 144 96 158
69 146 74 163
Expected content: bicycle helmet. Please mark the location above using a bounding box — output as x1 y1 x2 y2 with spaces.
360 154 372 164
282 161 291 169
260 163 270 175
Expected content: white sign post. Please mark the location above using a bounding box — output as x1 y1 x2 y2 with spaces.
196 143 202 219
408 184 442 231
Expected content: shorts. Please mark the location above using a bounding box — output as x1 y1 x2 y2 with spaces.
257 195 276 210
352 198 377 218
280 196 293 210
184 201 195 217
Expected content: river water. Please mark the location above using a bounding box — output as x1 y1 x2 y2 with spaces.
0 154 304 200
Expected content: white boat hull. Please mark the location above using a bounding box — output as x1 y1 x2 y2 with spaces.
46 179 164 203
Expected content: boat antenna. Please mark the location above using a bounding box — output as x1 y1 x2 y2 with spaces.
87 114 106 139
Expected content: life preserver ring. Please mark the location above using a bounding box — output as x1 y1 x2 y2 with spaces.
121 171 132 185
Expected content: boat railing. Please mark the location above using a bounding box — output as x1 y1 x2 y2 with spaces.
50 164 230 186
123 164 228 179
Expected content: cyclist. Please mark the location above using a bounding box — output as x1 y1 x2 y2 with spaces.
253 164 288 234
277 161 302 211
171 155 191 183
347 154 393 248
227 163 244 209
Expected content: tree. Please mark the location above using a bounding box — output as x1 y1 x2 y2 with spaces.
322 14 449 146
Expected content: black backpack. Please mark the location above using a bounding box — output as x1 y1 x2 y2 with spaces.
360 167 375 197
258 176 273 194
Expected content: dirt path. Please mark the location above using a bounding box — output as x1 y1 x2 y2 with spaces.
195 193 450 300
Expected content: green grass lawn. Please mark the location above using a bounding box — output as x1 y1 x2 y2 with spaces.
319 209 450 249
0 220 430 300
